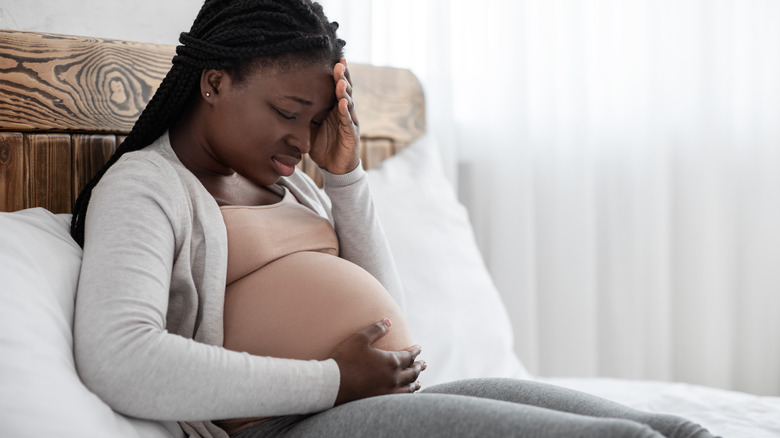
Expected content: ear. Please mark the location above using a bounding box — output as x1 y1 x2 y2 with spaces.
200 69 225 103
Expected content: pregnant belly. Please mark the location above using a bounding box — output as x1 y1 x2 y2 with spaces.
222 251 414 361
217 252 414 434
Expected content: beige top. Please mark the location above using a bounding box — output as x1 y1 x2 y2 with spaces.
220 188 338 285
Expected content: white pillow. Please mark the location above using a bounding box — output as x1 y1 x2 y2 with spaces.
367 135 531 386
0 208 180 438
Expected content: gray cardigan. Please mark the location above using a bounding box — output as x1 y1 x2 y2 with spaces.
74 132 404 438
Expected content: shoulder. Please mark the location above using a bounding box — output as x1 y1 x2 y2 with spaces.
97 148 185 207
109 148 178 181
89 137 198 236
95 133 203 211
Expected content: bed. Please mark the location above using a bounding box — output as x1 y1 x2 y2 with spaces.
1 29 778 438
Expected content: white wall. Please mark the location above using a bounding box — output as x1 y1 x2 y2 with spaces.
0 0 199 45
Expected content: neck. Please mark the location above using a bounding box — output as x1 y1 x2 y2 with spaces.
169 104 235 178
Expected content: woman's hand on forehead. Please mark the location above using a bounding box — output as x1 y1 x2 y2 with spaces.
310 58 361 175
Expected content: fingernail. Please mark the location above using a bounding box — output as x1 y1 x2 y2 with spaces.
382 318 392 327
422 361 428 370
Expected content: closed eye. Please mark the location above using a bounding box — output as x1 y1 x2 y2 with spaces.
273 107 295 120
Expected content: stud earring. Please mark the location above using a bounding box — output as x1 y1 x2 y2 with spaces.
205 92 211 97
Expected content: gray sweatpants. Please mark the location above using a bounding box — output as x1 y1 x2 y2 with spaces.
232 378 717 438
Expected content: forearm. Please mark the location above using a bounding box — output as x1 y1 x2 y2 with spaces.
74 304 339 421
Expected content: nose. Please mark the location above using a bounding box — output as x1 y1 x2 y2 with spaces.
287 124 313 156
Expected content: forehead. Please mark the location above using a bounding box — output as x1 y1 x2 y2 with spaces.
240 61 335 103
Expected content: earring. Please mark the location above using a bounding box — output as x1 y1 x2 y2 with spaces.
205 92 211 97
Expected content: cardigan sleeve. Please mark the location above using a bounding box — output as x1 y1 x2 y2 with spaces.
74 154 340 422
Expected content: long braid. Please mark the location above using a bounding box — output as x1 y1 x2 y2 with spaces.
70 0 345 246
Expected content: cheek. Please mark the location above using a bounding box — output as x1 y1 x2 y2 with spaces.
215 104 276 153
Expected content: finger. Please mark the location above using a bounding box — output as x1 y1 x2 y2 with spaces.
335 87 358 130
334 61 357 124
333 61 346 86
389 345 422 371
396 366 424 388
336 79 353 106
358 319 391 344
338 98 351 125
338 98 360 136
341 58 352 84
406 359 426 375
347 96 360 130
399 360 426 380
342 74 353 97
394 380 422 394
334 63 353 96
405 344 423 361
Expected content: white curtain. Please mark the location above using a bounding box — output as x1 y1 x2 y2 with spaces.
321 0 780 397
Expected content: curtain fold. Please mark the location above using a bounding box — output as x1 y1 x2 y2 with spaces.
320 0 780 396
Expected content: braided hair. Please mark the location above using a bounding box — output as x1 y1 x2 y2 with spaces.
70 0 345 246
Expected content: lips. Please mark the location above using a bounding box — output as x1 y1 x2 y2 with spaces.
271 154 301 177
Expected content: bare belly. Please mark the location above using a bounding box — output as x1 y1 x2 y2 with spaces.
216 251 414 434
222 251 413 359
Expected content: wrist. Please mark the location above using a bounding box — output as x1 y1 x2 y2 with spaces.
320 161 365 187
320 157 360 176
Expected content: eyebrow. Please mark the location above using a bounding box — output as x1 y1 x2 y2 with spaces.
282 95 313 106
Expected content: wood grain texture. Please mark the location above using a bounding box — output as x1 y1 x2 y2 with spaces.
0 30 174 133
72 134 116 205
0 132 25 211
25 134 71 213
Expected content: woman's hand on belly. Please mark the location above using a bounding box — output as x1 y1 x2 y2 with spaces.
329 318 427 406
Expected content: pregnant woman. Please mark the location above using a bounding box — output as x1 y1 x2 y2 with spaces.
71 1 716 437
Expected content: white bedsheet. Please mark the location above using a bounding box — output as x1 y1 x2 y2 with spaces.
541 377 780 438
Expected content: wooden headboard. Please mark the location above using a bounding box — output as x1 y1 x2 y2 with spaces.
0 29 425 214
